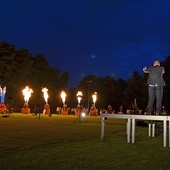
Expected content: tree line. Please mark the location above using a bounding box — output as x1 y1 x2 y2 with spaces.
0 42 170 113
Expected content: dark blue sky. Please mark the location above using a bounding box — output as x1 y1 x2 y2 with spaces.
1 0 170 87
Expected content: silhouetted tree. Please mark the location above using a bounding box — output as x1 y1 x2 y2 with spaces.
2 41 170 113
0 42 69 112
112 78 127 111
123 71 143 109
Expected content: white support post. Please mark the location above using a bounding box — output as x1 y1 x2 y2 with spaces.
101 116 105 139
127 118 131 143
152 122 155 137
126 121 128 135
163 120 167 147
168 120 170 147
132 119 135 143
169 120 170 148
148 123 151 137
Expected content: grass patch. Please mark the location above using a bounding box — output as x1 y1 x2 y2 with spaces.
0 113 170 170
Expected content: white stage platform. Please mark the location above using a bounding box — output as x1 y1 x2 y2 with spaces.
100 114 170 147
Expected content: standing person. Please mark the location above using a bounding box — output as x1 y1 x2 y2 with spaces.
143 60 165 115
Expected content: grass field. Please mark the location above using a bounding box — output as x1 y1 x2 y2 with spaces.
0 113 170 170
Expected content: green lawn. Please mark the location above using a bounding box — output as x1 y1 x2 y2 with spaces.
0 113 169 170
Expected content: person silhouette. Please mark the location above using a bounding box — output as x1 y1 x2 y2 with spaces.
143 60 165 115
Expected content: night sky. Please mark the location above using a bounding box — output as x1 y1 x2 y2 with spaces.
1 0 170 87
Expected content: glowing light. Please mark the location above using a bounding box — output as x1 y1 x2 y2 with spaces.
81 112 86 117
0 86 6 103
42 87 49 104
91 54 96 59
77 91 83 104
22 86 33 103
92 92 97 104
60 90 66 104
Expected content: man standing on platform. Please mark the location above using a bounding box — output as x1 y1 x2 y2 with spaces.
143 60 166 115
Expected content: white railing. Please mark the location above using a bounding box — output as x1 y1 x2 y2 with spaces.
100 114 169 147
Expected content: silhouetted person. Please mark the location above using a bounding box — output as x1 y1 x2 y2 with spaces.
107 105 113 114
34 107 39 115
143 60 165 115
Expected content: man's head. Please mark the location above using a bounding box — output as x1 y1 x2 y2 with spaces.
153 60 160 66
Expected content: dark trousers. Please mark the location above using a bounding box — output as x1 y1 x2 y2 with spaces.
148 85 163 114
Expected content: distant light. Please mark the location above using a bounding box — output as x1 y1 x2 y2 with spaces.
92 92 97 104
42 87 49 104
77 91 83 104
22 86 33 103
91 54 96 59
60 90 66 104
0 86 6 103
81 112 86 117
